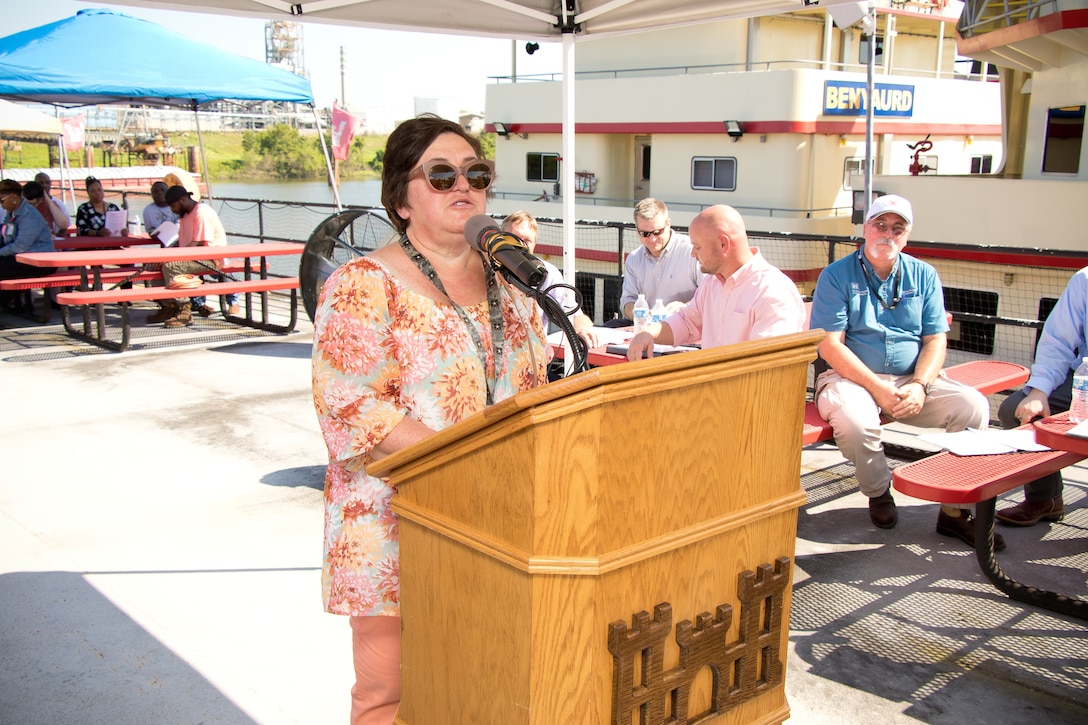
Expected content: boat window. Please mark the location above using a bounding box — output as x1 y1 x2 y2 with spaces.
691 157 736 191
970 155 993 175
859 34 883 67
944 287 997 356
1042 105 1085 175
914 155 938 174
843 157 865 190
527 153 560 183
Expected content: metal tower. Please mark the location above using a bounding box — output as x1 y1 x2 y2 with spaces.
265 20 306 78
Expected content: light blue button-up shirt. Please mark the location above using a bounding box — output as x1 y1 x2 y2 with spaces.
810 250 948 376
1027 266 1088 396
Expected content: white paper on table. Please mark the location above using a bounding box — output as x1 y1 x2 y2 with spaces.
547 326 632 347
918 428 1049 456
987 428 1050 452
104 210 127 235
1065 419 1088 439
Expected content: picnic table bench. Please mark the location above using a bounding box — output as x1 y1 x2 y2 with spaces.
16 242 303 351
893 415 1087 621
1 259 263 323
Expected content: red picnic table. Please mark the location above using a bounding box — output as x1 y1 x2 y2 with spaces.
53 234 162 251
893 414 1087 621
17 242 303 351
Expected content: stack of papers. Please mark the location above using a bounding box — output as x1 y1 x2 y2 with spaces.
1066 419 1088 439
606 343 700 358
917 428 1050 456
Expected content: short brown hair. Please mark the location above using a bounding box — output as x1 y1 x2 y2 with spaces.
0 179 22 196
21 180 44 201
380 114 484 236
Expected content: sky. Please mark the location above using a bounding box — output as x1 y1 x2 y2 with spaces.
11 1 565 131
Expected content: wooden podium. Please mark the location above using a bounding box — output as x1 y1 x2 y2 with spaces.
369 330 822 725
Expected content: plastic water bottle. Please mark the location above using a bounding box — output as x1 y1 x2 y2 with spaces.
651 298 667 324
632 294 651 334
1072 357 1088 422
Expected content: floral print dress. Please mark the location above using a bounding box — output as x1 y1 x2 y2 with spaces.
75 201 121 235
312 256 547 617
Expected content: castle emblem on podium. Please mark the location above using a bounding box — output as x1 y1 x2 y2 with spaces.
607 557 791 724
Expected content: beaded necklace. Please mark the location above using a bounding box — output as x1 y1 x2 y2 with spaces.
399 234 505 405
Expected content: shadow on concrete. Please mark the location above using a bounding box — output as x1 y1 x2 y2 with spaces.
790 464 1088 722
211 340 313 359
0 571 256 725
261 464 326 490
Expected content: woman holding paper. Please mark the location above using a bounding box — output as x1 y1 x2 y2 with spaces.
75 176 126 237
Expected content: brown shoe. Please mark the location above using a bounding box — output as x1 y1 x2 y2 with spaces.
195 304 215 317
226 303 241 316
937 509 1006 551
147 301 177 324
164 301 193 328
868 488 898 529
995 498 1064 527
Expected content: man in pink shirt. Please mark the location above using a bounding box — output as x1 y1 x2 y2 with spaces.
626 204 805 360
148 185 232 328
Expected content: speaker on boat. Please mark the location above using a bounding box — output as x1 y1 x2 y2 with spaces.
299 209 397 323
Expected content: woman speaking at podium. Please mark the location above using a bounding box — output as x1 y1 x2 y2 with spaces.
311 114 548 725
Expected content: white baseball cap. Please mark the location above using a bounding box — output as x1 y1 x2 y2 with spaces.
865 194 913 225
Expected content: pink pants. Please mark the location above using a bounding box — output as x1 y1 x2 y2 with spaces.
349 615 401 725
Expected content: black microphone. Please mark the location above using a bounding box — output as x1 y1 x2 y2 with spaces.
464 215 547 288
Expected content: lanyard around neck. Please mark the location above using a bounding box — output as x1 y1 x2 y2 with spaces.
857 250 901 311
400 234 504 405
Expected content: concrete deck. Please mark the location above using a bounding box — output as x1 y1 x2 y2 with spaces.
1 299 1086 724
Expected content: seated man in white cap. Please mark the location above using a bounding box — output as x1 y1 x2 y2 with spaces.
809 194 1002 550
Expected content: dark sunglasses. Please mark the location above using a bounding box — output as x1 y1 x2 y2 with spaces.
413 159 495 192
638 227 666 238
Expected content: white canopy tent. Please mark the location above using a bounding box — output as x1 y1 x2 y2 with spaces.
99 0 861 362
0 99 63 176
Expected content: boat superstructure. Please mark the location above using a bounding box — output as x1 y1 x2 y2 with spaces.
485 2 1003 234
484 0 1087 371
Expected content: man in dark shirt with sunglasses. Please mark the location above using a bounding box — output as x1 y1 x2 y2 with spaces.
810 194 996 550
616 198 703 323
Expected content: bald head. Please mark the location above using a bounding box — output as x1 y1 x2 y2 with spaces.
689 205 751 278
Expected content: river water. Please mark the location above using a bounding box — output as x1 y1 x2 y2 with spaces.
212 179 382 208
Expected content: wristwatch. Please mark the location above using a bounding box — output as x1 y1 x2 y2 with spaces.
910 378 932 396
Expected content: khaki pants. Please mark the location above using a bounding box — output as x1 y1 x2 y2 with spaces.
816 369 989 497
349 615 401 725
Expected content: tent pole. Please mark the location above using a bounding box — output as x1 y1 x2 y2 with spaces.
561 31 576 370
193 102 214 202
864 1 876 216
313 104 342 211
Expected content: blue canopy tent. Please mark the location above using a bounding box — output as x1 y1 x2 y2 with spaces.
0 8 339 205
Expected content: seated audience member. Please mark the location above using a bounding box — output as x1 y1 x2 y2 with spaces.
995 267 1088 526
809 194 1003 549
33 174 71 235
76 176 126 237
0 179 56 310
34 172 67 215
143 181 178 242
626 204 805 360
613 198 703 325
501 211 599 349
146 185 235 328
21 181 69 236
